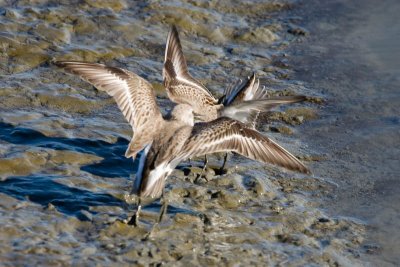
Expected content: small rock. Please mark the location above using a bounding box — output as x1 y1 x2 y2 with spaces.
45 203 56 211
174 213 201 225
105 243 115 250
270 126 293 135
236 27 279 44
33 23 72 44
4 8 21 19
318 217 330 223
82 246 97 256
294 116 304 123
84 0 127 12
270 204 284 213
9 45 49 73
214 190 242 209
288 25 308 36
78 210 93 221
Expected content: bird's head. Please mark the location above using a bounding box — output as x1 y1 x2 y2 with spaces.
170 104 194 126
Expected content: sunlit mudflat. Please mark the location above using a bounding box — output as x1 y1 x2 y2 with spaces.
0 0 376 265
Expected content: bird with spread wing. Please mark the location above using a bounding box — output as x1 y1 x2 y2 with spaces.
54 60 309 228
163 25 307 172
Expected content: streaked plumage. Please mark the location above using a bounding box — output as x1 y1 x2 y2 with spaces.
53 61 163 159
176 117 309 174
219 73 265 129
55 60 309 226
220 73 264 105
163 25 219 121
164 25 307 172
163 25 306 126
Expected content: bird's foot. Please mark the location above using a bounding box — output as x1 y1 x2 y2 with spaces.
126 204 142 227
126 214 139 227
195 172 209 183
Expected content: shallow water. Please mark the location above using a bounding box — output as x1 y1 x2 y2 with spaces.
0 0 382 265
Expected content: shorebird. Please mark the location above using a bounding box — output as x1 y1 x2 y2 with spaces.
164 25 306 172
54 61 310 227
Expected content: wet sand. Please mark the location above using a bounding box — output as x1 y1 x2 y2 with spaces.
0 0 383 265
289 0 400 265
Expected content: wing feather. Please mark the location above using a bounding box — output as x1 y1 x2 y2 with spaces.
177 118 310 174
54 61 163 131
220 73 268 105
220 96 306 128
163 25 217 106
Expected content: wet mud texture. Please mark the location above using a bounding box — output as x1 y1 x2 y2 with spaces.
0 0 366 266
288 0 400 266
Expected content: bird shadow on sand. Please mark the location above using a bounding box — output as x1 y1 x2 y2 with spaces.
0 122 194 220
0 121 135 178
0 174 124 221
0 121 135 220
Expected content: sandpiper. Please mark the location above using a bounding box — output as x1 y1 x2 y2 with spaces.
164 25 306 123
54 61 309 228
164 25 306 171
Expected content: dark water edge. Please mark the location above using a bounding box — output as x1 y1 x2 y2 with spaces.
289 0 400 266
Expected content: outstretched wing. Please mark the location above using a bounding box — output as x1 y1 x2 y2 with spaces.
163 25 217 107
220 96 307 129
54 61 164 158
54 61 163 131
176 118 310 174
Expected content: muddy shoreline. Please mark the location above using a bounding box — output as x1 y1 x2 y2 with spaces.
288 0 400 265
0 0 376 265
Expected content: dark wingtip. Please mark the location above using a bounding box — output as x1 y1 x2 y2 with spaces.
278 95 308 104
294 157 311 174
168 24 179 42
218 94 226 104
294 95 307 102
301 166 312 175
288 162 311 174
52 60 78 69
52 60 64 68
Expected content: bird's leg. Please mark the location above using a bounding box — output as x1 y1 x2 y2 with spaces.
144 190 168 240
127 197 142 227
157 192 168 224
196 155 209 182
219 153 229 173
203 155 208 170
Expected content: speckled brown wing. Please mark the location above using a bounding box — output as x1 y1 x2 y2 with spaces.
176 117 310 174
54 61 163 158
163 25 218 109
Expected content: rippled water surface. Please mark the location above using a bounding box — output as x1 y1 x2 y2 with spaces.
1 0 395 265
